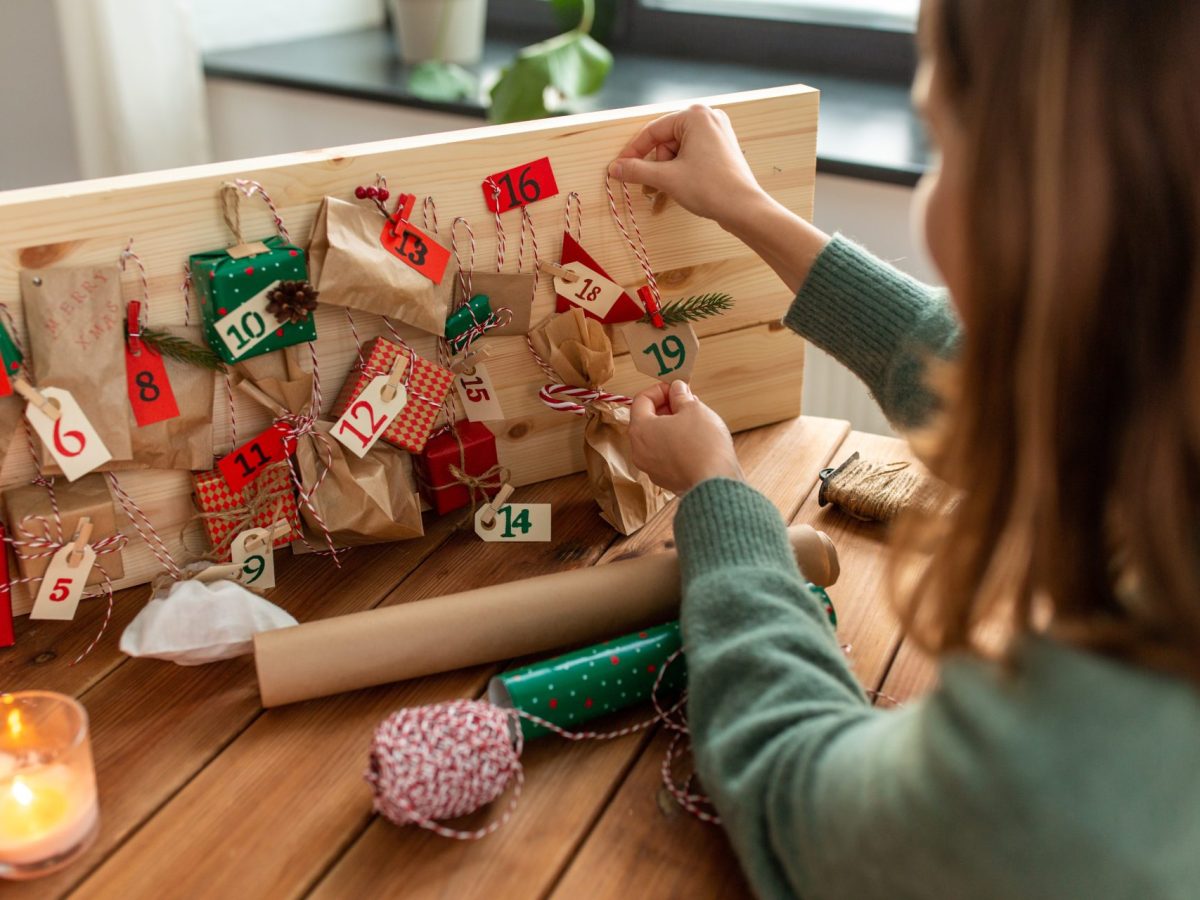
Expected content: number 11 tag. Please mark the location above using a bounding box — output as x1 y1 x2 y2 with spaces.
475 503 552 542
332 375 409 458
231 527 276 590
30 542 96 621
25 387 113 481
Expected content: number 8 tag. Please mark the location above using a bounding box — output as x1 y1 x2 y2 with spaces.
231 527 275 590
475 503 552 542
30 542 97 621
332 375 409 458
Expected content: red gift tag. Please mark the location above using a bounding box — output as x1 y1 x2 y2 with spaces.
0 362 10 399
379 218 450 285
218 422 295 493
0 523 13 648
125 343 180 427
482 157 559 213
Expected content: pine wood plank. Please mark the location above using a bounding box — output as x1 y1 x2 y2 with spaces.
549 429 918 900
306 417 851 900
1 85 817 612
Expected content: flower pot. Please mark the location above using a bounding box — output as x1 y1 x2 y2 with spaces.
388 0 487 65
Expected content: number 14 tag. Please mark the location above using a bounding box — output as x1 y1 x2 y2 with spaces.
475 503 552 542
332 375 409 458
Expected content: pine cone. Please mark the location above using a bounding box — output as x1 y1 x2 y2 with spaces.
266 280 319 324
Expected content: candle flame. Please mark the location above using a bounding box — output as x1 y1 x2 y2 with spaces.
11 777 33 807
6 709 21 737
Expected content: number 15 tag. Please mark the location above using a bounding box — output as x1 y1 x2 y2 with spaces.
475 503 552 542
332 375 409 458
25 387 113 481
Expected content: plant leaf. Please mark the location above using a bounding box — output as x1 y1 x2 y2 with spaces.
408 61 477 103
543 33 612 98
489 56 553 124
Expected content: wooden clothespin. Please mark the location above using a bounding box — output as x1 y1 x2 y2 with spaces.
12 376 61 421
479 483 515 529
539 260 579 283
449 346 491 375
194 563 246 584
642 184 669 214
245 501 292 552
381 355 407 403
67 517 93 568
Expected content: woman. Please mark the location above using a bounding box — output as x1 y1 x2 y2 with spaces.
618 1 1200 897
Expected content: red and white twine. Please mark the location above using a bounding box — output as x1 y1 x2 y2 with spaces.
538 384 633 416
605 174 661 309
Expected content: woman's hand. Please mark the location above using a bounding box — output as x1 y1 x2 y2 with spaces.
608 105 766 228
629 381 745 495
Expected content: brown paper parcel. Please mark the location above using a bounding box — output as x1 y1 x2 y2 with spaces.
529 308 671 534
127 325 216 470
254 524 838 707
234 361 423 548
466 271 536 335
22 265 133 468
3 472 125 587
307 196 455 336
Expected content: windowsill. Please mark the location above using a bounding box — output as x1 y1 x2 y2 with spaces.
203 27 929 187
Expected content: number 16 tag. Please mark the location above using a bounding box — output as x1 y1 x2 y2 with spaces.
24 387 113 481
30 542 96 621
332 375 408 458
475 503 552 542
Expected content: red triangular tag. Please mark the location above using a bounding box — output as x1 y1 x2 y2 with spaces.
555 232 645 324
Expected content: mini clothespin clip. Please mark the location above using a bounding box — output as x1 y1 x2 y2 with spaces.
539 260 580 283
449 346 491 375
68 517 93 568
246 502 291 552
637 286 666 330
641 184 669 214
479 483 515 530
126 299 144 356
194 563 246 584
12 376 61 421
394 192 416 222
381 356 407 403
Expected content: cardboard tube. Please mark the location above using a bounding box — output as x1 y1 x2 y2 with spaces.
254 524 838 707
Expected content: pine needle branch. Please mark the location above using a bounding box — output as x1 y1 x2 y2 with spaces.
141 328 225 371
642 293 733 325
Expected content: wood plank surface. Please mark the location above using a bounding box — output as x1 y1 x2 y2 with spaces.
0 84 817 612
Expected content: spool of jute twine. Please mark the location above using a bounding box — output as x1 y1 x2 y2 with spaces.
818 452 954 523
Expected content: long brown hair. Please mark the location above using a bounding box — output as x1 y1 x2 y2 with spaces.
898 0 1200 678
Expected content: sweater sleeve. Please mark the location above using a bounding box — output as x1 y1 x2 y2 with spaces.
784 235 960 429
675 479 988 900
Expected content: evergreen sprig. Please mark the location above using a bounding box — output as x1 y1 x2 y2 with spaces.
642 293 733 326
141 328 225 371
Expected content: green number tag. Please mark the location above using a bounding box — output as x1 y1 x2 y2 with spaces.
475 503 552 542
643 334 687 376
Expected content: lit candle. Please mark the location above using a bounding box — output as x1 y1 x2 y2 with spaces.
0 692 99 880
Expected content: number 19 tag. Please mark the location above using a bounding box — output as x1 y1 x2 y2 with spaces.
475 503 552 542
231 527 276 590
25 387 113 481
30 542 96 621
622 321 699 383
332 375 409 458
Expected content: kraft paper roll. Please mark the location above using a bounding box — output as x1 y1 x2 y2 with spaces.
254 524 838 707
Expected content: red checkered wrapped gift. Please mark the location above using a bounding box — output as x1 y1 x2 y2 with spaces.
334 337 455 454
192 462 301 561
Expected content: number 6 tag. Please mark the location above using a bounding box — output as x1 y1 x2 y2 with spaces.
30 542 96 621
332 375 409 458
231 527 276 590
24 386 113 481
475 503 552 542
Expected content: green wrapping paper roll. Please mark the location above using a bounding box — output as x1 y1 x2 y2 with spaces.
445 294 491 352
489 622 686 740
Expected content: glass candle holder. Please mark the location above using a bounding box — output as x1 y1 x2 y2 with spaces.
0 692 99 880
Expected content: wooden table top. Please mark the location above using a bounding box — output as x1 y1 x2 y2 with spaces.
1 415 938 899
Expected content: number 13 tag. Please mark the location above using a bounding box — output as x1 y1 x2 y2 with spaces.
231 527 276 590
30 542 96 621
475 503 552 542
25 387 113 481
332 375 408 458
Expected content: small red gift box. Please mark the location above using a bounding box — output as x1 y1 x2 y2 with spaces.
333 337 454 454
193 462 301 561
415 422 501 515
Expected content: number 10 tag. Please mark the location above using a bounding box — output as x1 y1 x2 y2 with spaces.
231 527 276 590
332 375 408 458
215 281 279 362
475 503 552 542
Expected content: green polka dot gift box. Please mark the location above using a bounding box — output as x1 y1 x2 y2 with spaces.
188 236 318 365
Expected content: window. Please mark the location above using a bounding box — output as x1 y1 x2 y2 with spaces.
640 0 919 32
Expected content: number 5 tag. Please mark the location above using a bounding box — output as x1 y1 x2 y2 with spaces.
30 542 96 621
622 321 699 383
24 387 113 481
475 503 552 542
231 527 276 590
332 375 409 458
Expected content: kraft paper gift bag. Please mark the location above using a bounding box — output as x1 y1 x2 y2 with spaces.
126 325 216 470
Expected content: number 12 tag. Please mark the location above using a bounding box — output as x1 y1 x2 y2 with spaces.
30 542 96 621
332 375 409 458
25 387 113 481
475 503 552 542
125 344 180 426
231 527 276 590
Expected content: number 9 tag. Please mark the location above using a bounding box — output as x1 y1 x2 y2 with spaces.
332 375 409 458
24 387 113 481
231 527 275 590
622 321 699 383
475 503 552 543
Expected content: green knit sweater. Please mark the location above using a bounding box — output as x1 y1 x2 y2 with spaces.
675 236 1200 899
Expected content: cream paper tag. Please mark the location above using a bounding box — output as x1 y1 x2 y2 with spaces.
475 503 552 542
30 543 97 621
622 321 699 383
554 262 625 320
331 374 409 458
25 387 113 481
231 527 276 590
214 280 280 361
455 362 504 422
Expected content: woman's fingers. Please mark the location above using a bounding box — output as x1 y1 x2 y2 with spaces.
631 383 672 424
614 111 685 161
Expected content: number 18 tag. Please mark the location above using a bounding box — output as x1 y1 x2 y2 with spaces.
231 527 276 590
554 262 625 321
332 375 408 458
25 387 113 481
475 503 552 542
30 542 96 621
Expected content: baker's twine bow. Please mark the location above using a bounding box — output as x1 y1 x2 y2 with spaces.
273 412 343 564
451 304 513 355
190 461 296 558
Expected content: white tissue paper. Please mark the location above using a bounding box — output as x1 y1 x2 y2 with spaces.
120 576 297 665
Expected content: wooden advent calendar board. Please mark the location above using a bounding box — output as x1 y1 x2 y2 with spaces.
0 84 818 616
